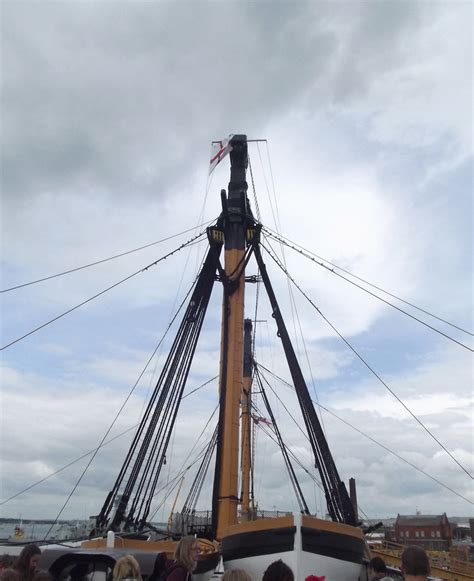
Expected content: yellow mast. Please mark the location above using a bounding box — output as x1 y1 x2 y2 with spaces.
215 135 250 540
240 318 253 521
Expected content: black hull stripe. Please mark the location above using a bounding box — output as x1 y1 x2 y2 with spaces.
302 526 365 564
221 526 295 561
194 553 221 574
221 526 365 565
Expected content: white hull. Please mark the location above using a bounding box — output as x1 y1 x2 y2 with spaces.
225 550 364 580
221 513 368 581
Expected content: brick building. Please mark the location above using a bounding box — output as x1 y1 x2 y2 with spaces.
394 513 452 550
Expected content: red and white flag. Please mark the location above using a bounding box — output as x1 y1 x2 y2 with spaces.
209 134 234 175
252 414 272 426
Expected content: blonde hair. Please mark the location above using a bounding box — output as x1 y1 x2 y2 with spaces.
222 571 252 581
112 556 142 581
174 537 198 572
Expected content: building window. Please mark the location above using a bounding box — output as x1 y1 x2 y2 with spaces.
431 531 435 537
415 531 419 538
436 531 441 538
421 531 425 537
406 531 409 538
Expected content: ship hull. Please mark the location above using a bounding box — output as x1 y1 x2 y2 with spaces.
221 514 368 580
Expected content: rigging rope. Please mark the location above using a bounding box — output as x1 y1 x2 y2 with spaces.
1 220 215 293
260 240 474 480
97 241 222 531
1 230 207 351
248 154 262 222
257 363 473 505
255 146 329 441
40 255 211 539
0 377 217 508
254 368 309 514
182 425 218 517
252 237 355 524
252 414 324 493
264 227 473 340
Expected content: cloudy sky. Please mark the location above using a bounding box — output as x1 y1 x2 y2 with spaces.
1 1 472 526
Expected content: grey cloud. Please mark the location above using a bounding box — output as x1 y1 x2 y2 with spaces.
1 1 471 520
1 2 337 202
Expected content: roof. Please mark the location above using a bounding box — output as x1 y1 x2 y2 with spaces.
396 514 448 526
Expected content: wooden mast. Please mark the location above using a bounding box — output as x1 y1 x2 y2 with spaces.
240 318 253 520
215 135 249 540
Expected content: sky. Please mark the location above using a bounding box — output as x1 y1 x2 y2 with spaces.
0 1 472 525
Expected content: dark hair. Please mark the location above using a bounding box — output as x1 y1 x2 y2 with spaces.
148 554 167 581
15 544 41 581
262 560 294 581
401 546 430 576
0 556 15 569
369 556 387 573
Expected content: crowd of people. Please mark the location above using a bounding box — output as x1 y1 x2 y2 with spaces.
0 540 433 581
0 544 49 581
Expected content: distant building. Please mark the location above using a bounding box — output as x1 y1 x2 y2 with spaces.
394 513 452 550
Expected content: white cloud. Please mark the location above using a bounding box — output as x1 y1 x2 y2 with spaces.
1 1 472 523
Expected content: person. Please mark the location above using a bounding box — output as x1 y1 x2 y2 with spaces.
0 570 20 581
164 537 199 581
368 556 393 580
14 545 41 581
68 564 91 581
0 556 15 574
221 571 252 581
400 546 430 580
148 554 167 581
112 556 142 581
262 560 294 581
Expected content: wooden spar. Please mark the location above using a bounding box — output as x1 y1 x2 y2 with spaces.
215 135 249 540
240 318 253 520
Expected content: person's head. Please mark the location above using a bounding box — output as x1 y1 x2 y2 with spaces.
262 560 294 581
221 570 252 581
174 537 199 572
0 556 15 572
112 556 141 581
150 553 166 580
369 556 387 575
16 545 41 574
401 546 430 577
69 563 90 581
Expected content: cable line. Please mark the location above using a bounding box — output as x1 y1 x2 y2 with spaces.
0 376 217 507
1 220 215 294
261 240 474 481
264 227 473 338
0 425 137 506
41 261 215 540
257 364 473 505
248 154 262 223
253 417 324 494
1 230 206 351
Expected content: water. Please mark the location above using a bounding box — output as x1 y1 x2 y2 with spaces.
0 521 90 543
